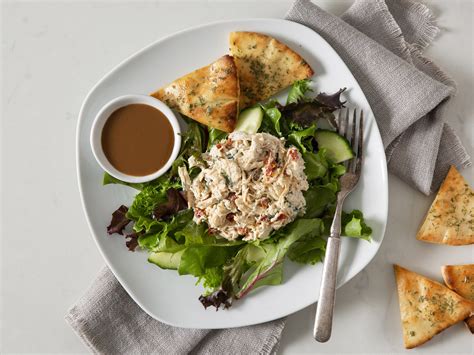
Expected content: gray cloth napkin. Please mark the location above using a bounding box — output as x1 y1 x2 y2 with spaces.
67 1 471 354
287 0 470 194
66 267 286 354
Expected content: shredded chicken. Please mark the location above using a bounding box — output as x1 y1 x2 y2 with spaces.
178 132 308 241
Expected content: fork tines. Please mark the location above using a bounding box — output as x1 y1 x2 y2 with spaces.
337 108 364 175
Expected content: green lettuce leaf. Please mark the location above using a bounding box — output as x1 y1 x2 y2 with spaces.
288 125 316 153
103 172 146 190
330 163 346 178
127 181 180 233
137 209 193 251
315 162 346 193
208 128 227 148
286 218 324 265
178 242 242 277
155 234 186 253
260 101 283 136
171 121 206 177
321 209 372 240
288 236 326 265
174 222 245 248
303 149 329 180
264 107 282 136
287 79 312 104
198 267 224 290
304 186 336 218
342 210 372 240
137 229 164 251
132 216 162 234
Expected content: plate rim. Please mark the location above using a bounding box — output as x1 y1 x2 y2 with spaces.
76 17 388 329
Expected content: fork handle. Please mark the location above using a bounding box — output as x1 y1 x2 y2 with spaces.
314 236 341 342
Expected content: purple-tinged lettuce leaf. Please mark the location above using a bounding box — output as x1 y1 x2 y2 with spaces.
106 205 143 251
235 219 323 299
199 218 323 309
279 86 346 129
125 231 143 251
199 289 232 310
281 102 334 128
107 205 131 235
316 88 347 110
152 188 188 220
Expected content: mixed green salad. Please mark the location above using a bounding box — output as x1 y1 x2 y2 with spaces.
105 80 371 309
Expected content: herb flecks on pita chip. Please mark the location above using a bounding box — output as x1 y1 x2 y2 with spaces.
442 264 474 333
417 166 474 246
394 264 474 349
229 31 314 108
151 55 239 133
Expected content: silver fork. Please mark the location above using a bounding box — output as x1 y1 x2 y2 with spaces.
313 108 364 342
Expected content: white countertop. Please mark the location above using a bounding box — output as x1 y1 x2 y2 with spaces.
2 0 473 353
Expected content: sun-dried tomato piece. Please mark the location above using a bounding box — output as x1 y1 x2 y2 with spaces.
264 160 278 176
237 227 249 235
195 208 206 219
289 148 299 160
259 198 269 208
208 227 219 235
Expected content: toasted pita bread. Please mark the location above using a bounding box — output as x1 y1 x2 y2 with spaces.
151 55 239 133
229 32 314 108
417 166 474 246
394 265 474 348
442 264 474 333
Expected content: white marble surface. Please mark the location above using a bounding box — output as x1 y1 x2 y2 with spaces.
1 0 473 353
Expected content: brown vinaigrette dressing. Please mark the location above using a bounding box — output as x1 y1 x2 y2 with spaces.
101 104 174 176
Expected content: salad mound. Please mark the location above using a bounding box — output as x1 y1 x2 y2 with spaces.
105 80 372 309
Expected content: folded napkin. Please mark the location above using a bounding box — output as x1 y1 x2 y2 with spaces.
67 1 471 353
287 0 470 194
66 267 285 354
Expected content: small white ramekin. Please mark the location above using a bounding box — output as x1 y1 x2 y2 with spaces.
90 94 181 183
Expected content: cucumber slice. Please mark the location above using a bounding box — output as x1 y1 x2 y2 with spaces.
148 250 184 270
314 130 355 163
235 106 264 133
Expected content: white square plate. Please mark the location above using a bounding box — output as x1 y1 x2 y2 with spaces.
76 18 388 329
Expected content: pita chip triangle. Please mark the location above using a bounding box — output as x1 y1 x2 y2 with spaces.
417 166 474 245
394 264 474 348
442 264 474 333
151 55 239 133
229 31 314 108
